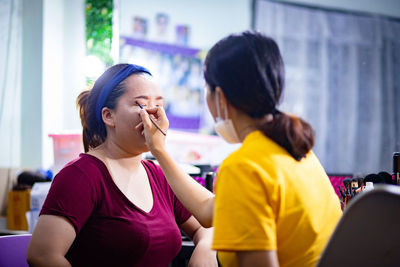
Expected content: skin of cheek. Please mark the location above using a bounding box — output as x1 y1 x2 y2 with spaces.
119 74 163 150
111 105 146 153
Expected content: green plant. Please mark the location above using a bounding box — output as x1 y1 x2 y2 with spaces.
85 0 113 67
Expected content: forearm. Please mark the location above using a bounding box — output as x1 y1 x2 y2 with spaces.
152 147 215 227
189 227 217 267
192 226 213 246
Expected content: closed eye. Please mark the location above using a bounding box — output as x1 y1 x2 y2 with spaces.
135 101 146 108
135 101 163 108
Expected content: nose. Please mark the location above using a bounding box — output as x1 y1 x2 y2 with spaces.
148 97 160 109
147 101 155 109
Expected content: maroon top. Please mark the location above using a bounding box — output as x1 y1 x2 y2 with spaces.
40 154 191 267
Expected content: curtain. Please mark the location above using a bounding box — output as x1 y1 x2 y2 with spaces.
0 0 22 167
254 0 400 174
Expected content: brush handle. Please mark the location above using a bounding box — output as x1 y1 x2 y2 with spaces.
136 101 166 136
148 116 167 136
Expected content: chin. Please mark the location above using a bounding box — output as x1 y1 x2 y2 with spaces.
142 143 150 152
129 138 149 154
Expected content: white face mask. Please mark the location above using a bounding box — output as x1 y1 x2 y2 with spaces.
214 93 240 144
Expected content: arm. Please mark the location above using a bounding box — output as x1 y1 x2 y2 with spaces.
139 107 215 227
237 250 279 267
180 216 217 267
27 215 76 267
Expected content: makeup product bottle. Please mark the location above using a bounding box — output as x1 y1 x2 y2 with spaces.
393 152 400 185
351 178 359 190
205 172 214 192
342 178 351 195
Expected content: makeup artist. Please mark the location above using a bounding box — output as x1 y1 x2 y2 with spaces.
139 31 342 267
27 64 217 267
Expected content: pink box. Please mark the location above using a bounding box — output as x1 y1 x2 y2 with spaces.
49 134 83 174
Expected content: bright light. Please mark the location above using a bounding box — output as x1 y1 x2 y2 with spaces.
83 55 105 79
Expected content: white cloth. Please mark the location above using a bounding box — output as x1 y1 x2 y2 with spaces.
0 0 22 167
254 0 400 174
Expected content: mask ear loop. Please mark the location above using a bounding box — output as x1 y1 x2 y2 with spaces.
223 100 229 121
215 91 222 121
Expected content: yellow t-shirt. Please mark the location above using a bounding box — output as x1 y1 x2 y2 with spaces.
212 131 342 267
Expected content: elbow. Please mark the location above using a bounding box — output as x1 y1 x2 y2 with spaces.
198 197 214 228
26 249 47 267
26 247 34 265
26 253 39 266
199 218 213 228
26 249 41 267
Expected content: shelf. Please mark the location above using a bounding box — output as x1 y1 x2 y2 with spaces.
120 36 201 58
0 216 29 236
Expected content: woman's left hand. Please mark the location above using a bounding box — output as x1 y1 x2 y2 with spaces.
188 240 218 267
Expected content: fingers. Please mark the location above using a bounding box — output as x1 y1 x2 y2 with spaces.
135 121 144 136
144 107 159 114
145 106 169 129
156 106 167 122
139 109 152 130
145 106 167 120
135 121 143 130
139 107 169 137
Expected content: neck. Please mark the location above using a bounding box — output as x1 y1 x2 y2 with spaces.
90 140 143 170
237 123 257 142
233 112 258 142
227 104 258 143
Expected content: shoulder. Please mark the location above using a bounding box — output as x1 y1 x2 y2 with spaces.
142 159 177 201
142 159 159 170
142 159 163 177
220 136 274 175
225 131 275 159
54 153 108 187
217 132 288 186
142 159 168 186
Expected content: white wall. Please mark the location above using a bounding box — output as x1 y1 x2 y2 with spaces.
62 0 86 130
42 0 85 170
20 0 43 168
118 0 252 49
42 0 64 170
0 0 22 168
275 0 400 18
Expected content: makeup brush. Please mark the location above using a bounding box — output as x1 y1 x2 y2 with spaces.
136 101 167 136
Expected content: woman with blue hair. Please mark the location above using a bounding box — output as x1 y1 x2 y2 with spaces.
27 64 217 267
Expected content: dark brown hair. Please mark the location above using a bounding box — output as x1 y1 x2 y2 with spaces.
204 31 314 160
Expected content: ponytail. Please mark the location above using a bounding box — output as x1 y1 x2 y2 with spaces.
76 90 104 152
258 112 315 161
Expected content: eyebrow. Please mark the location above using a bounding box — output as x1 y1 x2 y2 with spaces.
134 95 164 100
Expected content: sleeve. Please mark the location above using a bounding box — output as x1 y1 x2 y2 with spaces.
173 194 192 225
40 165 97 235
212 161 278 251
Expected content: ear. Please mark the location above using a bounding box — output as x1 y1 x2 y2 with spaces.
215 86 229 117
102 107 115 128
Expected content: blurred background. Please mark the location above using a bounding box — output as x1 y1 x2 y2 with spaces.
0 0 399 176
